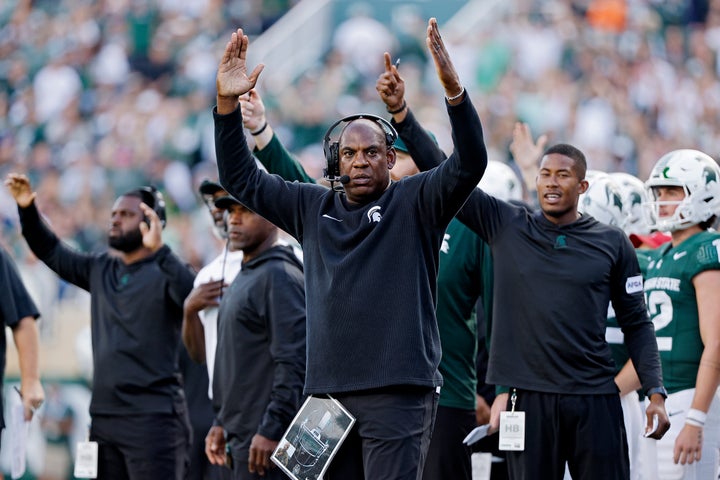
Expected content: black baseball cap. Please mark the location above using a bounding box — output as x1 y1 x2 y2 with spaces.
199 179 224 196
214 195 242 209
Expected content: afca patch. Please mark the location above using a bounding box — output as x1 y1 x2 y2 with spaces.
626 275 644 294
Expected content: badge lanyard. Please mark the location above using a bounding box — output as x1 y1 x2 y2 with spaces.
499 388 526 451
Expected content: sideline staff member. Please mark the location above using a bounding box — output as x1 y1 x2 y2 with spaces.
213 19 487 479
396 130 670 479
7 173 194 480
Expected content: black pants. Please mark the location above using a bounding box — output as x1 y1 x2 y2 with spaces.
90 411 191 480
504 390 629 480
325 386 439 480
422 405 475 480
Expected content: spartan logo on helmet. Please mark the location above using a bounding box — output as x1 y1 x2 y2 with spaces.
609 172 651 236
578 171 625 227
477 160 523 202
644 149 720 232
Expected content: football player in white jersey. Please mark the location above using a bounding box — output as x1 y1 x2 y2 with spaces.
626 149 720 479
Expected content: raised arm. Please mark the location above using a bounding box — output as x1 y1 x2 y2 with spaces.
216 29 264 116
240 89 316 184
401 19 487 226
6 173 94 289
214 29 322 240
426 18 465 106
376 52 447 172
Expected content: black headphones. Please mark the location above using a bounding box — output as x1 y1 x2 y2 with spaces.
138 185 167 229
322 113 398 187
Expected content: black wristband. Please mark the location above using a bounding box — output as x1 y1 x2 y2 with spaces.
250 121 268 136
646 386 668 399
386 101 407 115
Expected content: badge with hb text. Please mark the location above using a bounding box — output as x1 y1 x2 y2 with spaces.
498 389 525 451
498 411 525 451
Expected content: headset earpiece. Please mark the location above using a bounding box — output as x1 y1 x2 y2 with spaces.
323 142 341 179
139 186 167 229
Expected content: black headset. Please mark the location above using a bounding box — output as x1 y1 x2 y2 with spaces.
138 185 167 229
322 113 398 189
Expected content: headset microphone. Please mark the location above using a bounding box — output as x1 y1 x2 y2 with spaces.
339 175 350 184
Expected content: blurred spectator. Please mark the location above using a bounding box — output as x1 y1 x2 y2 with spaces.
37 383 75 480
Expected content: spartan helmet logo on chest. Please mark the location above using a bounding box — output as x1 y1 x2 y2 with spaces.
367 206 382 223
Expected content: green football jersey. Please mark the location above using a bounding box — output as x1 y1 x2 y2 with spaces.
642 230 720 393
435 218 488 410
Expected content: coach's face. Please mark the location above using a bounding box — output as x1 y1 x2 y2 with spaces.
108 195 144 252
537 153 588 225
338 120 396 205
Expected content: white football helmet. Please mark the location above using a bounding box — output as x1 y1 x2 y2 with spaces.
478 160 523 202
578 170 625 227
643 149 720 232
609 172 651 236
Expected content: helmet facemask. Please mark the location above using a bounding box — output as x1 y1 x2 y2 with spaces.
643 149 720 232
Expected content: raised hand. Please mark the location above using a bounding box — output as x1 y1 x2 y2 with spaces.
239 89 267 132
138 202 163 253
216 28 264 107
510 122 547 174
5 173 37 208
425 18 463 102
376 52 406 114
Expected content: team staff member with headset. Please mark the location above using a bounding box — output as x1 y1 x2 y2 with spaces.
6 173 195 480
242 83 500 480
213 19 487 479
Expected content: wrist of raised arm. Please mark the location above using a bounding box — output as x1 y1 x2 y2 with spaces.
386 100 407 115
445 86 465 105
217 96 239 115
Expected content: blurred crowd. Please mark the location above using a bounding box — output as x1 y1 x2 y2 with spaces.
0 0 297 272
1 0 719 478
0 0 718 318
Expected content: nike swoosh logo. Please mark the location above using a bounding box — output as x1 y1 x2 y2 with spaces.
673 251 687 260
668 410 684 417
322 214 343 223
